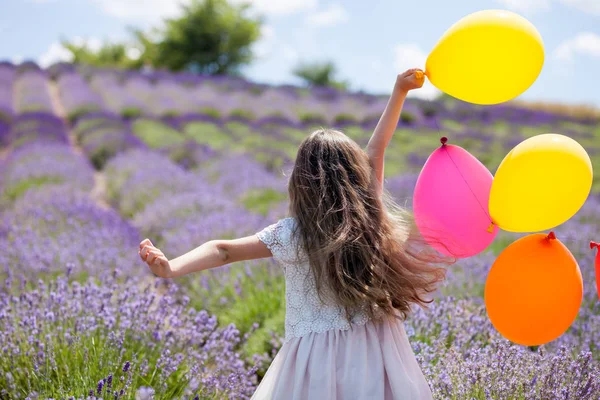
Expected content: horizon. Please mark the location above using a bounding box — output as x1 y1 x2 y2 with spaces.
1 0 599 107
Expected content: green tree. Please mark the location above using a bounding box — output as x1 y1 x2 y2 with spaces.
61 0 262 75
61 39 141 69
293 61 349 90
154 0 262 74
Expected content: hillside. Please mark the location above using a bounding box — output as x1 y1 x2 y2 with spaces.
0 61 599 399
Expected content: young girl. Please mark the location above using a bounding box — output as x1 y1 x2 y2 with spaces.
139 68 449 399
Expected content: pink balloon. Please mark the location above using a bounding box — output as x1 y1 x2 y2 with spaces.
413 138 499 258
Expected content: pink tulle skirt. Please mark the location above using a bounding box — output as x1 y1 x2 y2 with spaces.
252 317 434 399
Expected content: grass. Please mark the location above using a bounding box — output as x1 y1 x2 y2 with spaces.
241 189 288 216
1 176 64 204
183 122 233 150
183 263 286 361
132 119 186 149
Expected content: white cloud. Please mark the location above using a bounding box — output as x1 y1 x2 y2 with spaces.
254 25 275 58
559 0 600 14
126 47 142 60
38 42 73 67
90 0 188 22
394 44 439 100
394 44 427 71
70 36 103 53
88 0 320 23
12 55 24 64
495 0 551 13
38 36 103 68
254 25 298 63
306 3 349 27
554 32 600 61
233 0 318 16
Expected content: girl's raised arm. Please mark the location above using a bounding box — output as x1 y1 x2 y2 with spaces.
139 236 272 278
366 69 424 196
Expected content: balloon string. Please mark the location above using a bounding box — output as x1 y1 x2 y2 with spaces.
443 148 494 226
427 98 495 229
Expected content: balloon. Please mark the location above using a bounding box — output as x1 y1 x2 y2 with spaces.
489 134 593 232
413 137 498 258
425 9 544 105
592 241 600 301
485 232 583 346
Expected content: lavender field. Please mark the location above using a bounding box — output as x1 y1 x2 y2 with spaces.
0 60 599 399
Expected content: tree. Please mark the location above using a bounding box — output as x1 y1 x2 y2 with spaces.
61 0 262 75
154 0 262 74
292 61 349 90
63 41 127 67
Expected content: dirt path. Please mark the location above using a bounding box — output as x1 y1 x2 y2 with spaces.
49 82 111 210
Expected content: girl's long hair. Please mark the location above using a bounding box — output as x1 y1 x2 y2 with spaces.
288 129 454 322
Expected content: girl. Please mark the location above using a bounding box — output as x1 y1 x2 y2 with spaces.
139 69 450 399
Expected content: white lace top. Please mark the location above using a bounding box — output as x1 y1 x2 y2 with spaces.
256 217 371 343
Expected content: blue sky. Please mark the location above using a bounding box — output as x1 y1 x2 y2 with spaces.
1 0 599 106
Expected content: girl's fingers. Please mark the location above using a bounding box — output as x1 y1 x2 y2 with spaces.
150 253 160 264
140 245 158 258
140 238 153 250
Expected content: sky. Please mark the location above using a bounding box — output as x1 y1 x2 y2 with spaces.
1 0 599 106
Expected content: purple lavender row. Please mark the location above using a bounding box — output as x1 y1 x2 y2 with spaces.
0 142 94 205
0 184 140 276
104 148 285 254
0 271 257 399
56 71 105 120
73 112 146 169
89 72 147 117
5 112 69 148
0 63 16 119
13 69 55 114
124 75 191 117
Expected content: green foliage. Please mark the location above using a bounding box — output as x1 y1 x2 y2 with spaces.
154 0 262 74
241 189 288 216
67 106 102 124
299 112 327 125
60 0 262 75
400 111 416 125
183 121 232 149
61 38 145 69
229 108 255 121
131 119 186 149
121 107 143 119
2 177 64 203
334 113 358 125
421 103 439 118
185 264 286 356
292 61 349 90
200 107 222 119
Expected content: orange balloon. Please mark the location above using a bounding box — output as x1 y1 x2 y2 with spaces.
485 232 583 346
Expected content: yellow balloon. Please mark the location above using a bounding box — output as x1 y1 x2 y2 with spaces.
425 10 544 105
489 134 593 233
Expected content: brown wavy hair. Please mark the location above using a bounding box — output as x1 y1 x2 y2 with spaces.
288 129 454 322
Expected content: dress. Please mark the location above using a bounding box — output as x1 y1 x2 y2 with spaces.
252 217 434 400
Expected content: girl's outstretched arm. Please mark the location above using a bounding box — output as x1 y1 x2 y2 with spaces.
366 69 424 196
139 236 272 278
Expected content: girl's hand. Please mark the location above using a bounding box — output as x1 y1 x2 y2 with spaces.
396 68 425 92
139 239 173 278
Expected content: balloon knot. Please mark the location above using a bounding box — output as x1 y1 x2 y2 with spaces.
591 241 599 250
440 137 448 146
547 232 556 241
486 223 495 233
